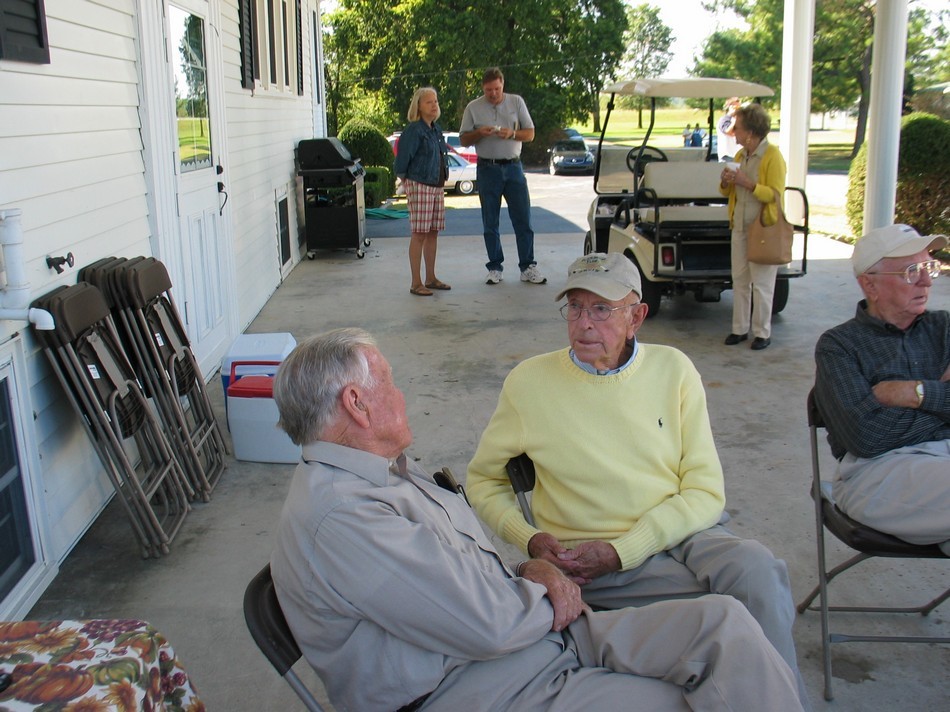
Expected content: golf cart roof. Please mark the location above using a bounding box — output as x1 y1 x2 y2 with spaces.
603 77 774 99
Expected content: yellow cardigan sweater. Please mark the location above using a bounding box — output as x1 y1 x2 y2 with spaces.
467 344 725 571
719 141 787 228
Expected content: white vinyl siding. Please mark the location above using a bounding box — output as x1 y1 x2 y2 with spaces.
0 0 327 616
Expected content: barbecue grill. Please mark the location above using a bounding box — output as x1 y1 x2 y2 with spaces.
296 138 371 258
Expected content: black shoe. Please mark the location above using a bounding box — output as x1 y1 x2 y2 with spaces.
724 333 748 346
751 337 771 350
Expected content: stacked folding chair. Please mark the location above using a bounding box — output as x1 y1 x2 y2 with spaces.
31 283 191 558
79 257 227 501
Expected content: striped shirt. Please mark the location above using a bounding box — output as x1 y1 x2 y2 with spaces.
814 302 950 459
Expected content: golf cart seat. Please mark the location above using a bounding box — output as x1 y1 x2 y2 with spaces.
636 161 728 224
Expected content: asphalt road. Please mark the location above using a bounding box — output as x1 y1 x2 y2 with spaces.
366 169 596 240
366 167 847 241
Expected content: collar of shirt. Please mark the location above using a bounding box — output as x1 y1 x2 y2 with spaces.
301 440 394 486
745 137 768 162
569 338 639 375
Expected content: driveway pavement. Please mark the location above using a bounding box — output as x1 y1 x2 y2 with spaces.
26 169 948 711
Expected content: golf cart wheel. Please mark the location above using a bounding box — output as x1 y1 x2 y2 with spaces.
772 278 789 314
626 146 668 177
457 180 475 195
630 255 661 317
583 231 594 255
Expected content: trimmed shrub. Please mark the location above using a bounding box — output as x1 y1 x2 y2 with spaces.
846 112 950 237
338 119 396 201
362 167 392 209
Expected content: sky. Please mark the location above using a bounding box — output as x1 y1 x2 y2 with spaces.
657 0 946 77
657 1 745 77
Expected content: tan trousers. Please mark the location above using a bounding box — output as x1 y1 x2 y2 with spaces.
424 595 802 711
730 227 779 339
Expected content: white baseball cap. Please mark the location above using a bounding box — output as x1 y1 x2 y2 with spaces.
851 224 948 277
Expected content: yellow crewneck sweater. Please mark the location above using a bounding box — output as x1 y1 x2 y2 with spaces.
467 344 725 570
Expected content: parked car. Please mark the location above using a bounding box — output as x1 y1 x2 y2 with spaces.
549 139 595 175
442 132 479 162
585 77 810 317
394 150 477 196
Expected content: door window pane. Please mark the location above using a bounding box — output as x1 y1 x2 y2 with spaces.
170 6 213 173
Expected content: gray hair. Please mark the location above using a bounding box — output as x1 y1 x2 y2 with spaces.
734 103 772 139
407 87 440 122
273 328 377 445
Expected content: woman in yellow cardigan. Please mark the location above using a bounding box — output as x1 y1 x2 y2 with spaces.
719 103 787 351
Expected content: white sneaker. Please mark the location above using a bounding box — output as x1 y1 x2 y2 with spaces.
520 265 547 284
486 270 503 285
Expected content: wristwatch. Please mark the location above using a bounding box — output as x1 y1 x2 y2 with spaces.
915 380 925 407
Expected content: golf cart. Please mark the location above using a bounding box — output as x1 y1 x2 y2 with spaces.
584 78 809 317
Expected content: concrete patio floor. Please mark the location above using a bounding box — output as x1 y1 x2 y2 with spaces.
27 178 949 710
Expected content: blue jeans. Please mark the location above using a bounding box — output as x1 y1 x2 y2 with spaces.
476 160 535 272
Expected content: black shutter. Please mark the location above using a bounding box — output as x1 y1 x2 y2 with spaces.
238 0 254 89
295 0 303 95
0 0 51 64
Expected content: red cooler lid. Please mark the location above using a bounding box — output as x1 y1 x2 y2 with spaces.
227 374 275 398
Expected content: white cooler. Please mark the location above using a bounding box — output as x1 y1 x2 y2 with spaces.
221 332 297 398
226 364 300 464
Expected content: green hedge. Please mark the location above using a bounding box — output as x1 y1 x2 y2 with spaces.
847 112 950 237
362 166 393 209
338 119 396 204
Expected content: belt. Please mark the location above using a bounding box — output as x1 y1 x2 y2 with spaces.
478 157 520 165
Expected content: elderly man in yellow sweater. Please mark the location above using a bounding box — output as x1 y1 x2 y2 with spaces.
468 252 807 706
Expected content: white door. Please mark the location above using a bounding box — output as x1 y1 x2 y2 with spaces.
166 2 229 370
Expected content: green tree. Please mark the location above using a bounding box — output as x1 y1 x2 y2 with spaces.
698 1 949 157
323 0 627 159
619 4 674 127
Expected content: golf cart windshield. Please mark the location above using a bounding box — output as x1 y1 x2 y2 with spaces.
593 77 775 195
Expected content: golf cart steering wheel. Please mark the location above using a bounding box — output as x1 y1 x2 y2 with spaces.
626 146 668 177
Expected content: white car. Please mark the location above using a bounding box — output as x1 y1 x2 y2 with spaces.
442 132 479 162
395 151 477 196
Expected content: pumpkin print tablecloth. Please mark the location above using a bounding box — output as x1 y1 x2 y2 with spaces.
0 619 205 711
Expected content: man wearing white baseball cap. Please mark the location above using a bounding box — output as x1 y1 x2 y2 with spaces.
815 224 949 554
468 252 807 705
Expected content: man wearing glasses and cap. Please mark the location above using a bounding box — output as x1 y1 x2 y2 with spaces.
467 252 807 706
815 224 949 554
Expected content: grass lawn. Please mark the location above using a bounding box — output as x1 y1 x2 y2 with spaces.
573 108 855 173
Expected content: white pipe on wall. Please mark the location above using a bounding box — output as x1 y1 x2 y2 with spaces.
0 208 55 330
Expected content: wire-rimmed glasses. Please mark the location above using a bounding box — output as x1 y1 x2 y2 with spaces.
559 302 639 321
866 259 941 284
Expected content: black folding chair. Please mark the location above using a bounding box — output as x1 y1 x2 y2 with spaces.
797 389 950 700
505 454 536 527
243 564 325 712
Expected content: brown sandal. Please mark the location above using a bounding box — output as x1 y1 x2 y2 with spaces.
425 279 452 290
410 285 433 296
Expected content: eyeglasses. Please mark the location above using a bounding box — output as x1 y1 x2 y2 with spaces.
559 302 639 321
866 259 941 284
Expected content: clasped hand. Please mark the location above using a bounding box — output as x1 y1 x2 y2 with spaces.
527 532 621 585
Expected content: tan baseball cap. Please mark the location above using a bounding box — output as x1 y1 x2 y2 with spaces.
555 253 641 301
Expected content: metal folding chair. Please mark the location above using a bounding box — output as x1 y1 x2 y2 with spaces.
243 564 325 712
797 389 950 700
31 283 191 557
79 256 228 501
505 454 536 527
